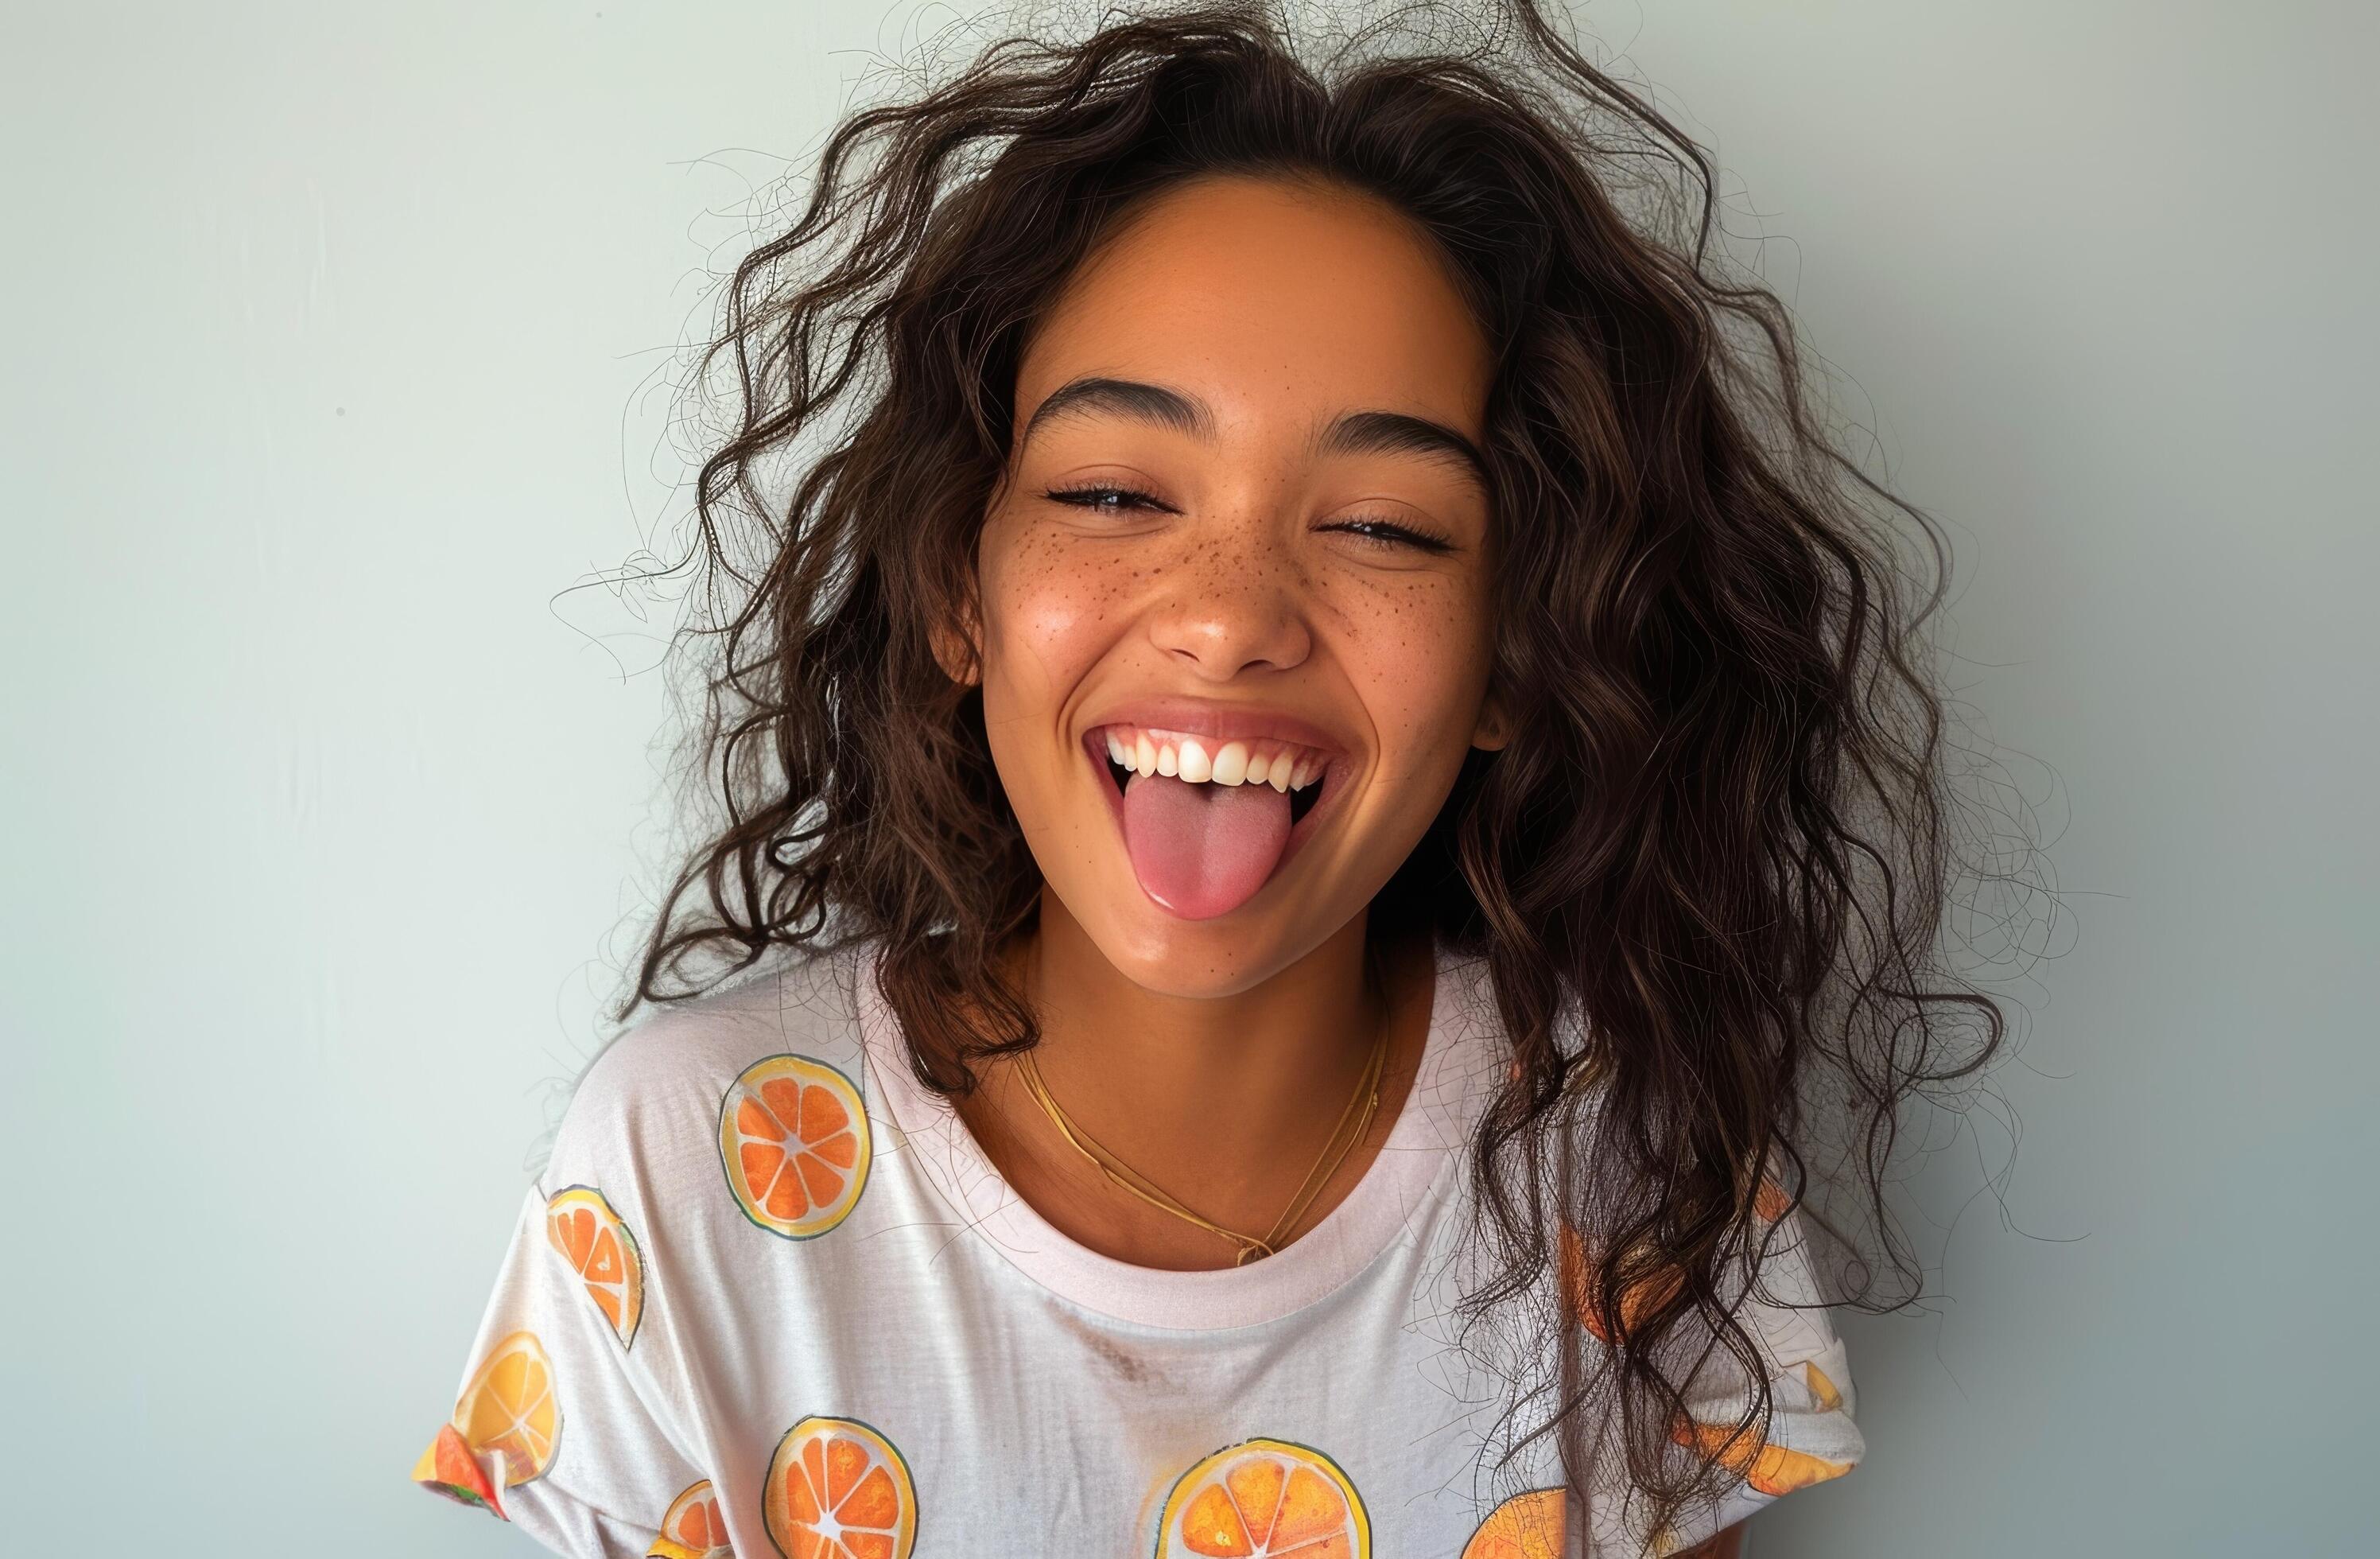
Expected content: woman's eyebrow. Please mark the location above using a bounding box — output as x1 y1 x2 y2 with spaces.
1019 375 1488 493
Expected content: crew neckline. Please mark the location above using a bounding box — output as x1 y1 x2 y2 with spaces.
851 935 1496 1332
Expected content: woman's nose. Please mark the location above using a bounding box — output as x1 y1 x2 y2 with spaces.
1143 535 1314 681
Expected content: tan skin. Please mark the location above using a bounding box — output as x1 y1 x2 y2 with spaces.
938 173 1744 1559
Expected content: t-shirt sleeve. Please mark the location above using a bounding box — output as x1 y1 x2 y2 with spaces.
410 1047 731 1559
1656 1195 1868 1552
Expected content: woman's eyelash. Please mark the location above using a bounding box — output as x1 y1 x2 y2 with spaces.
1042 483 1456 554
1323 516 1457 554
1045 483 1170 515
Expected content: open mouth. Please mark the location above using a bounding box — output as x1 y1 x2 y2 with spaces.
1082 724 1340 920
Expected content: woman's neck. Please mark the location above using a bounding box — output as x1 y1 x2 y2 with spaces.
953 893 1434 1271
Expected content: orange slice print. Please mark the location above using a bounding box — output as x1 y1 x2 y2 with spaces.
545 1186 645 1348
648 1477 733 1558
413 1329 560 1518
762 1416 918 1559
1803 1360 1843 1413
1461 1487 1565 1559
1671 1419 1852 1497
719 1055 872 1239
413 1421 504 1518
454 1330 562 1487
1155 1438 1370 1559
1556 1223 1681 1345
1559 1179 1794 1344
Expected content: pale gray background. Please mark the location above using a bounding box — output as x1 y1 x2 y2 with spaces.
4 2 2371 1554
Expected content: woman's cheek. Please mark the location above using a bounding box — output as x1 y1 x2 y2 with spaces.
1332 572 1488 780
984 533 1126 692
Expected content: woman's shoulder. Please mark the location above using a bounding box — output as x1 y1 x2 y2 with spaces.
542 942 872 1177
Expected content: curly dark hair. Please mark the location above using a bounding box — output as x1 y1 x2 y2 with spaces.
615 0 2026 1540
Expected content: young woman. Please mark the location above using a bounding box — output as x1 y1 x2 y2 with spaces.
412 4 2002 1555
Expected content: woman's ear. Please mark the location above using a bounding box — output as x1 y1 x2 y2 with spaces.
928 603 983 688
1470 687 1512 752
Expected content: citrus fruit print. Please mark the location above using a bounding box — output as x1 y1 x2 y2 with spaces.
1558 1178 1793 1344
1803 1359 1843 1413
1155 1438 1370 1559
720 1054 872 1239
456 1330 562 1485
1556 1223 1681 1345
413 1421 505 1517
545 1185 646 1348
1669 1419 1852 1498
763 1416 918 1559
1460 1487 1564 1559
648 1477 735 1559
412 1329 561 1518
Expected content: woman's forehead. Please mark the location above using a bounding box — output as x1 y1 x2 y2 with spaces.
1015 175 1493 449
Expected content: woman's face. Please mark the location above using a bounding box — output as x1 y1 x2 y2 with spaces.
969 173 1502 997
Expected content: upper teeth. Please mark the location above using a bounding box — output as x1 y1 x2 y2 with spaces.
1101 726 1326 791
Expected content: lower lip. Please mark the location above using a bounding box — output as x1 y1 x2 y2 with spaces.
1080 734 1343 916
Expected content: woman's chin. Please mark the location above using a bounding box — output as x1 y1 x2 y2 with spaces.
1054 869 1358 1001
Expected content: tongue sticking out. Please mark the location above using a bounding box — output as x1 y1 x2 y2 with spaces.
1120 769 1295 919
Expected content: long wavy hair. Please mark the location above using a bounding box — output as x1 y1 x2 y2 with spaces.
614 0 2027 1539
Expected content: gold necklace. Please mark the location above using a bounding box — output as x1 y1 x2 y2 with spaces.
1014 1020 1390 1266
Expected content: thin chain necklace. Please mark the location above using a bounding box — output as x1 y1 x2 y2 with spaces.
1013 1015 1391 1266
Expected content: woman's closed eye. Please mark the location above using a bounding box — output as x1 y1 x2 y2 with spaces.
1319 515 1457 554
1042 481 1456 554
1044 481 1174 517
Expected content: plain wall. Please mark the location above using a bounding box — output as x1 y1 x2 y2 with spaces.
3 2 2370 1554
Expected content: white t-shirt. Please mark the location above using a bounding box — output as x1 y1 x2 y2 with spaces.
413 938 1865 1559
